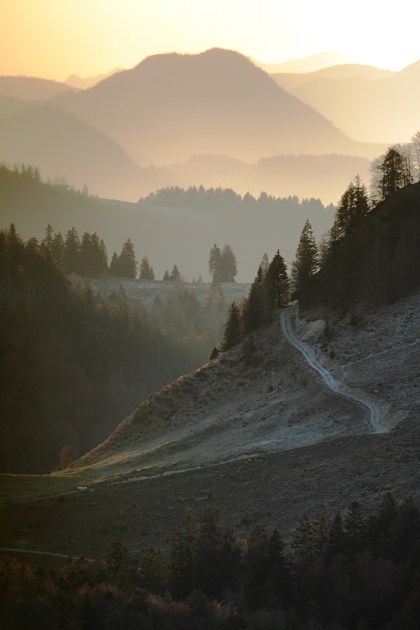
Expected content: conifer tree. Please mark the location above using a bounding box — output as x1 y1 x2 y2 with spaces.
169 264 181 282
378 146 412 201
139 256 154 280
62 227 81 274
331 176 370 243
221 244 237 282
241 265 269 336
265 250 289 311
291 219 319 294
221 302 242 351
208 244 222 283
118 238 137 278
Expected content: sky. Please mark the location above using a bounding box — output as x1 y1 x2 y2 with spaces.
2 0 420 80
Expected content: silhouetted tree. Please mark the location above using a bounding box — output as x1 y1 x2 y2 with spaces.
209 244 222 283
378 147 412 202
331 177 370 242
169 264 181 282
265 250 289 311
221 244 237 282
221 302 242 351
139 256 155 280
291 219 319 295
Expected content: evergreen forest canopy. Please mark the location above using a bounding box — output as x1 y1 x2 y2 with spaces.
219 142 420 352
2 491 420 630
0 164 334 283
0 225 229 473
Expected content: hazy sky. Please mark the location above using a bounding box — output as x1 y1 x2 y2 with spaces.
2 0 420 80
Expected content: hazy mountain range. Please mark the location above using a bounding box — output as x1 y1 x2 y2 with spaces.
272 60 420 143
1 48 417 202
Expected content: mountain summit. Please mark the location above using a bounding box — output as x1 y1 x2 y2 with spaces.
53 48 369 165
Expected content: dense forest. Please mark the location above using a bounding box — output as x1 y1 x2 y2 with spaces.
2 492 420 629
0 226 217 473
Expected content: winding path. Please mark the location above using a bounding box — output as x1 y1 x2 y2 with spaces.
280 309 384 433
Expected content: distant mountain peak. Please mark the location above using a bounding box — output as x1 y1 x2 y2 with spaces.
255 51 355 74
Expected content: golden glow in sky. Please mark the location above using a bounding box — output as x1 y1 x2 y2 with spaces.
2 0 420 80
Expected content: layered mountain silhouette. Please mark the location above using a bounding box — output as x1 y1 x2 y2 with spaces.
0 76 70 101
255 51 354 74
53 48 379 165
0 105 141 198
272 61 420 143
64 68 123 89
0 49 394 201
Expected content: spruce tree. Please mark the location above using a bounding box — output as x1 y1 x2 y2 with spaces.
221 302 242 351
331 176 370 242
139 256 154 280
208 244 222 283
378 147 412 201
62 227 81 274
118 238 137 278
221 244 237 282
265 250 289 311
291 219 319 295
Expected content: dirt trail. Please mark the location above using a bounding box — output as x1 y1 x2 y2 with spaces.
280 309 384 433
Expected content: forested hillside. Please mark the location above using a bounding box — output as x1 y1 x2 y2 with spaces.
301 181 420 310
2 492 420 629
0 164 335 281
0 226 212 473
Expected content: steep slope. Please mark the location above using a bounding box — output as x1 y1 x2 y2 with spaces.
53 48 378 165
71 283 419 481
0 289 418 557
273 60 420 143
0 105 142 198
302 182 420 309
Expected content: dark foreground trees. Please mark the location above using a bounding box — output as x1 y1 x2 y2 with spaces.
2 492 420 629
0 226 212 473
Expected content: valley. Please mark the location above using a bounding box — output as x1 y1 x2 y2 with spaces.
1 289 418 559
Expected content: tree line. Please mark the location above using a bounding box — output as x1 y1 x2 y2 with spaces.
219 137 420 352
2 491 420 629
0 225 218 473
37 224 239 283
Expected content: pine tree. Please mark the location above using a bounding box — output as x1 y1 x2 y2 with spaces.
265 250 289 311
51 232 65 266
378 147 412 201
221 302 242 351
169 264 181 282
62 227 81 274
118 239 137 278
291 219 319 295
79 232 108 276
221 244 237 282
241 265 270 336
209 244 222 283
139 256 154 280
331 177 370 242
